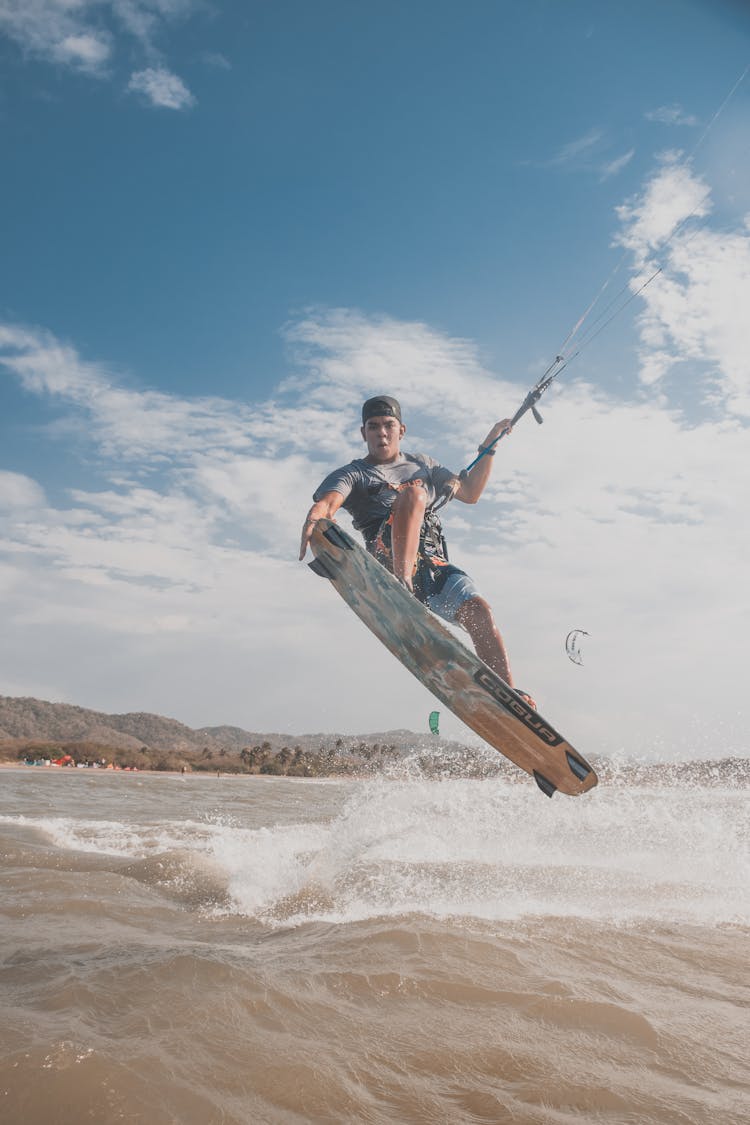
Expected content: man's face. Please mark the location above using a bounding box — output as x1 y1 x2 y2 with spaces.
361 414 405 462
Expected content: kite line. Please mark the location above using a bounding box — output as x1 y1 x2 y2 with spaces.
433 60 749 510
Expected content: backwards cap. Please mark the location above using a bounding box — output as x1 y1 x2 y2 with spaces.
362 395 402 424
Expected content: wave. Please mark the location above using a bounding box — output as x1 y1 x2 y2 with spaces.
3 771 747 928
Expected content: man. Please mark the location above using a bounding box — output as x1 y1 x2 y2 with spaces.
299 395 534 705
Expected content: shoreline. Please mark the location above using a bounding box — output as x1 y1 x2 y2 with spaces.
0 761 265 778
0 761 358 782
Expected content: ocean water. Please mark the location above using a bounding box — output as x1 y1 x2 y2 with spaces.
0 764 748 1124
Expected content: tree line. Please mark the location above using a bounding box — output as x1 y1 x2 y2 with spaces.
1 738 404 776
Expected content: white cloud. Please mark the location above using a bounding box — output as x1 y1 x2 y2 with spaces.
0 0 197 107
0 1 112 73
111 0 159 43
111 0 194 44
0 471 46 510
0 322 260 459
615 154 712 263
201 50 230 70
56 31 111 69
542 132 634 183
600 148 635 181
614 162 750 414
646 104 700 127
549 128 604 167
1 290 749 755
127 65 194 109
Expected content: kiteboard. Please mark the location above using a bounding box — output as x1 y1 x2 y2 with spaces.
309 518 597 798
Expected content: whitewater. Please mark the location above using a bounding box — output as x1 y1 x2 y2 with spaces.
1 763 747 1123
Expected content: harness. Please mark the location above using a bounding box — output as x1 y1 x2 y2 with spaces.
363 487 458 603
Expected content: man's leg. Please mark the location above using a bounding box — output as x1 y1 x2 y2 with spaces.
390 482 427 589
455 596 513 684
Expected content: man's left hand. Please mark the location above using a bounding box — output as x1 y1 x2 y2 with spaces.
481 418 513 450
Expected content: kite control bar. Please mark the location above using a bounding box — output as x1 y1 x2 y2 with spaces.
431 357 565 512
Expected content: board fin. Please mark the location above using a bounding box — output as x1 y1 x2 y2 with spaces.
565 751 592 782
533 771 557 798
308 557 337 580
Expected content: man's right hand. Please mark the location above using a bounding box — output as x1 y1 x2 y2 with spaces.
299 516 318 561
299 492 346 560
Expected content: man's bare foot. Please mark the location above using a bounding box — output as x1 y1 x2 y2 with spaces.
515 689 537 710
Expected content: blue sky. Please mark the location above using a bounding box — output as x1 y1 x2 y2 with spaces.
1 1 749 759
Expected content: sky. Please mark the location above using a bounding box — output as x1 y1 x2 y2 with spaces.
1 0 749 760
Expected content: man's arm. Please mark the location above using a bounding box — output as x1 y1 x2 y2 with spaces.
454 418 513 504
299 491 346 560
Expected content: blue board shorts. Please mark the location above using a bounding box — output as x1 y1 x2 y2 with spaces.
422 566 482 624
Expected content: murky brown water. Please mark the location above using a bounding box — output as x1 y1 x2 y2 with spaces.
1 766 748 1123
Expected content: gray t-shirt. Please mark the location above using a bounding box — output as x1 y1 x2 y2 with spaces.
313 452 455 540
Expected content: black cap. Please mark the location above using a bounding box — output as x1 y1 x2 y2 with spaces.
362 395 402 424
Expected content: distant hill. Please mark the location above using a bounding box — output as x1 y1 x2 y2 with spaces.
0 695 224 753
1 695 747 787
0 695 460 758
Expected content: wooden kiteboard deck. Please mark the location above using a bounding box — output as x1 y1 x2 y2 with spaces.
309 519 597 798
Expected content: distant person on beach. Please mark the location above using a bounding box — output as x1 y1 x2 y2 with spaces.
299 395 534 705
